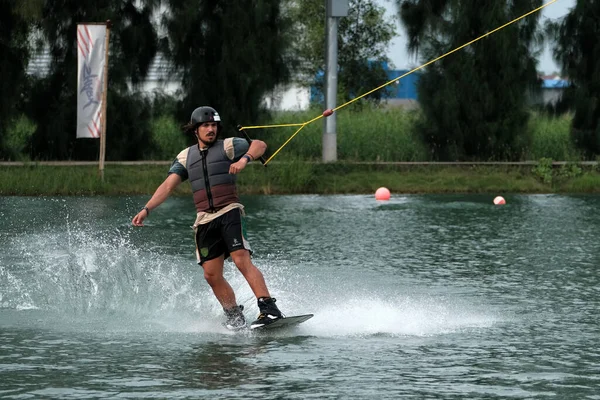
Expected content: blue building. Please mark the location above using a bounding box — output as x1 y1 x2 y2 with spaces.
310 63 421 106
531 75 570 106
385 69 419 100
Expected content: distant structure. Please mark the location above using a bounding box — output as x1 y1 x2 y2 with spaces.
27 49 309 109
308 62 421 109
539 74 569 106
26 50 51 77
27 51 570 111
141 54 182 95
27 49 181 95
263 84 311 111
382 68 420 109
27 51 419 110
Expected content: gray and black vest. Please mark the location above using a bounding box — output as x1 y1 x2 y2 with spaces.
186 140 239 212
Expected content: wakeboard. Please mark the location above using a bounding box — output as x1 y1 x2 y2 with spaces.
250 314 314 331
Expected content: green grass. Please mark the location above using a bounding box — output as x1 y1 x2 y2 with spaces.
527 112 581 160
256 108 580 163
0 108 583 163
258 108 428 162
1 109 595 196
2 163 599 196
0 165 186 196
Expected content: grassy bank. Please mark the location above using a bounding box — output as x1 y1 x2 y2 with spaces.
6 108 580 163
1 161 599 196
255 109 581 162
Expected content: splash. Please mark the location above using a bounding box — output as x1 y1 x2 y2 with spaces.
1 210 499 337
1 221 209 319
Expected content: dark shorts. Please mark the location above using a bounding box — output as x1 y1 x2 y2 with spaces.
194 208 252 265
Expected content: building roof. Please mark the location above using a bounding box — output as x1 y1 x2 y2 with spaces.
540 76 569 89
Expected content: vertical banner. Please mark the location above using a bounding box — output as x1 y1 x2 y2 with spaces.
76 24 107 139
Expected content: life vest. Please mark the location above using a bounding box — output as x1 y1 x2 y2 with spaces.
186 140 239 212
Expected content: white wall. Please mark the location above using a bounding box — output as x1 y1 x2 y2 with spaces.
28 50 312 110
263 84 310 111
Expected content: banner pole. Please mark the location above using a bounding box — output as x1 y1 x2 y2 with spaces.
99 20 111 181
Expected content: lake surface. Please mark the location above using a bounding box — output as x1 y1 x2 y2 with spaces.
1 194 599 399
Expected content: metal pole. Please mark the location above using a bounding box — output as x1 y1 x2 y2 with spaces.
323 14 338 162
99 20 111 181
323 0 347 162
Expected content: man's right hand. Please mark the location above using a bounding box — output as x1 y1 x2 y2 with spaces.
132 209 148 226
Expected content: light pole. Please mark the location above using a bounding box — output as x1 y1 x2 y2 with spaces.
323 0 348 162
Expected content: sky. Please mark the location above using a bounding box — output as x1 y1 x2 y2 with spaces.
376 0 576 74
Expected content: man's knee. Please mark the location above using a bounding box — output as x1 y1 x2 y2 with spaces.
202 260 224 286
203 270 223 286
231 250 253 271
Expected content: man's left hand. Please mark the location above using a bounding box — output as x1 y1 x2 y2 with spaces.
229 158 248 174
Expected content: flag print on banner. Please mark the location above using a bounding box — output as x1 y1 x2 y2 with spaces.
77 24 107 139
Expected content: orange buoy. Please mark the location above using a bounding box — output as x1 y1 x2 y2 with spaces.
375 187 391 201
493 196 506 205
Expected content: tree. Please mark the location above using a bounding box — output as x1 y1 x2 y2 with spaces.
26 0 160 160
550 0 600 157
161 0 294 128
0 0 39 159
290 0 397 106
397 0 543 160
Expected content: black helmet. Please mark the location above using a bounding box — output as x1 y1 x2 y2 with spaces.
190 106 221 126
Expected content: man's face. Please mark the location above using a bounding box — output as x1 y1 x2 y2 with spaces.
196 122 218 147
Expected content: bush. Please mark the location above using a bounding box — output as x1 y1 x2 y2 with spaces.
2 115 36 161
149 114 190 159
258 107 428 162
0 107 592 162
528 112 581 161
532 157 553 184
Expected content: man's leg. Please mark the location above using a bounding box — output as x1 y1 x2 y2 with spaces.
230 249 283 327
222 209 283 326
201 255 237 309
230 249 270 299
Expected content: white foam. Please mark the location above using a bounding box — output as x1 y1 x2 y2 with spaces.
289 296 498 338
3 222 500 337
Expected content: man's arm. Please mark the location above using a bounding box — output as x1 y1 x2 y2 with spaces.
132 173 182 226
229 139 267 174
244 139 267 161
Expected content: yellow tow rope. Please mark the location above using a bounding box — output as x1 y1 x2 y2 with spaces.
239 0 558 165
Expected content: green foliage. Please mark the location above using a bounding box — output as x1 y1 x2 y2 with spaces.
2 115 36 161
103 91 155 160
594 156 600 173
532 157 553 184
257 107 427 162
289 0 396 105
0 165 168 196
528 112 581 160
337 108 427 161
0 0 595 165
398 0 543 161
24 0 160 160
551 0 600 157
558 162 583 179
0 1 36 154
0 105 590 162
149 115 190 160
266 157 317 193
162 0 293 126
531 157 584 186
145 92 192 159
6 163 600 196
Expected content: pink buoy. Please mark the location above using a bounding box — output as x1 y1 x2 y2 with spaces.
375 187 391 201
493 196 506 205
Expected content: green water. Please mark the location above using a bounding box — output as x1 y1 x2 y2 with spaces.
1 194 599 399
